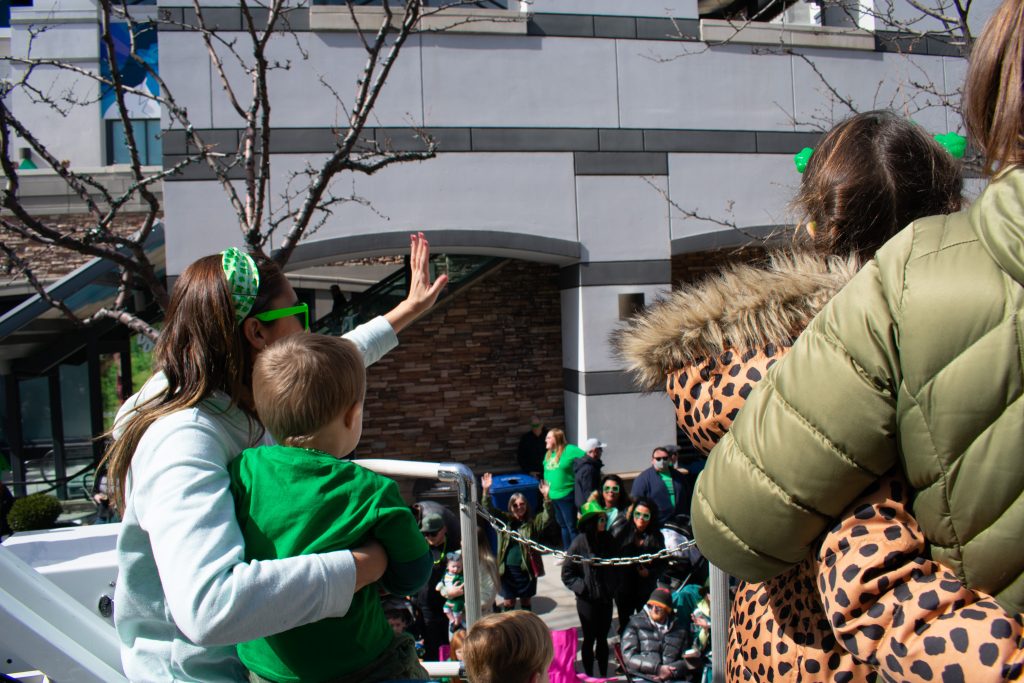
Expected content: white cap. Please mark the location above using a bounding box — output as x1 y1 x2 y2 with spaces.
583 437 607 452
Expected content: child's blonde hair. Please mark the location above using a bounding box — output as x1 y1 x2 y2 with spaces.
463 611 553 683
252 334 365 446
545 428 567 464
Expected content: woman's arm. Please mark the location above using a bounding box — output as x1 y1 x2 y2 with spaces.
560 539 587 596
382 232 448 334
131 419 376 646
344 233 447 365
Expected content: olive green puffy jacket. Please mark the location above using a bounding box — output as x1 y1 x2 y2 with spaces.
693 167 1024 613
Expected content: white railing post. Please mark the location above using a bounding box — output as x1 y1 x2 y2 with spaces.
709 563 730 683
357 459 482 629
439 463 481 629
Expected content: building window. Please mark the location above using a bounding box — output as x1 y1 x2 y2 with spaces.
106 119 162 166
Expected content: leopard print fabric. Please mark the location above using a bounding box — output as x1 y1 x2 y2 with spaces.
667 344 790 455
818 473 1024 683
668 348 1024 682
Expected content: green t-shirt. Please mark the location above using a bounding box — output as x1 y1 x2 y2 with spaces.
229 445 429 683
659 471 676 507
543 444 584 500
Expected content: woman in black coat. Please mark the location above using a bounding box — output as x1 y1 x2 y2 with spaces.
611 497 665 633
561 500 618 678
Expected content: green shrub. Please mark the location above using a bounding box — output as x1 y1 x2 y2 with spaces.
8 493 63 531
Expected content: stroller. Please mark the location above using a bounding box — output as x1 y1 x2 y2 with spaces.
659 514 708 591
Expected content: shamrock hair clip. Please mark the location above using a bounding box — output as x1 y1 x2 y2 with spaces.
794 147 814 174
933 132 967 159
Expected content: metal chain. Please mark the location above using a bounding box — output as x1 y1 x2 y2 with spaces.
475 503 696 567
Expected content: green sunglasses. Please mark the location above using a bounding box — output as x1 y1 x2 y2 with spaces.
252 302 309 331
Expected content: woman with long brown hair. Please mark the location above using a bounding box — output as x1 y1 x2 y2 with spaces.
541 427 584 551
107 234 446 682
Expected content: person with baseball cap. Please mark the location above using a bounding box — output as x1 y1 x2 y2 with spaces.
573 436 607 509
621 586 696 682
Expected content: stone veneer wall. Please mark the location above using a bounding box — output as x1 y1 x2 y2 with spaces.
357 259 565 487
2 213 152 281
671 245 771 287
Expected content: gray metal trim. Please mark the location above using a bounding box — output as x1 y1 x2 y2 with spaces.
874 30 966 57
562 368 640 396
644 129 756 153
161 125 847 162
594 16 637 39
471 128 600 152
527 13 595 38
575 152 668 175
637 17 697 41
558 260 671 289
284 229 581 268
754 131 821 154
670 224 793 253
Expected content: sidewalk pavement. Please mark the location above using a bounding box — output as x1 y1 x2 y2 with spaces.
530 556 628 682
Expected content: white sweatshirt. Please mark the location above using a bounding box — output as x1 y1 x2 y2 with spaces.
113 317 397 682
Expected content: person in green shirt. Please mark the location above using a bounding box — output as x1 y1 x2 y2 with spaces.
541 428 584 551
229 333 432 683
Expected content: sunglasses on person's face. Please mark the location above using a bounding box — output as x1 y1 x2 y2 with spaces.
603 485 620 493
653 456 671 462
253 302 310 331
633 511 651 521
422 529 441 537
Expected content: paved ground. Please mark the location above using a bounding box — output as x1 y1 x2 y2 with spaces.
531 556 628 681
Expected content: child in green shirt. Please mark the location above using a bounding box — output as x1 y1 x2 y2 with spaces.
229 333 432 683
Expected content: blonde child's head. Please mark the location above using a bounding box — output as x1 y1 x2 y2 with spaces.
463 611 553 683
252 334 366 454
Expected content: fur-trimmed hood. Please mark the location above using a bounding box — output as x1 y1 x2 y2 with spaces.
612 250 859 392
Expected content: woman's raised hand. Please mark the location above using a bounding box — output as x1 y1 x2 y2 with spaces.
384 232 449 334
538 479 550 500
481 472 493 493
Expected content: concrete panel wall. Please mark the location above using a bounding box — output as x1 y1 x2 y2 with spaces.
164 151 579 272
576 175 671 262
791 49 949 133
421 35 619 128
10 65 104 168
564 391 676 473
560 283 670 373
617 42 796 131
667 153 797 243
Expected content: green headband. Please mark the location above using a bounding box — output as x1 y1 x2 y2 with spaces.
221 247 260 324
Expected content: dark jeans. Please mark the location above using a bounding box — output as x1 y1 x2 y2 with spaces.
576 596 613 677
551 496 577 549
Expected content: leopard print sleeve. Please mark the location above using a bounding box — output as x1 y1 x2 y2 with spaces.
817 472 1024 682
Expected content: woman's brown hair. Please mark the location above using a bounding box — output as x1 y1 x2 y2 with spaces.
102 254 291 510
963 0 1024 176
795 110 963 258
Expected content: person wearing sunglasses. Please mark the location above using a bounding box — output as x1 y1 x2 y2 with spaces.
611 497 665 635
629 446 692 529
561 500 618 679
597 474 629 533
481 472 552 613
621 587 695 683
105 233 447 682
